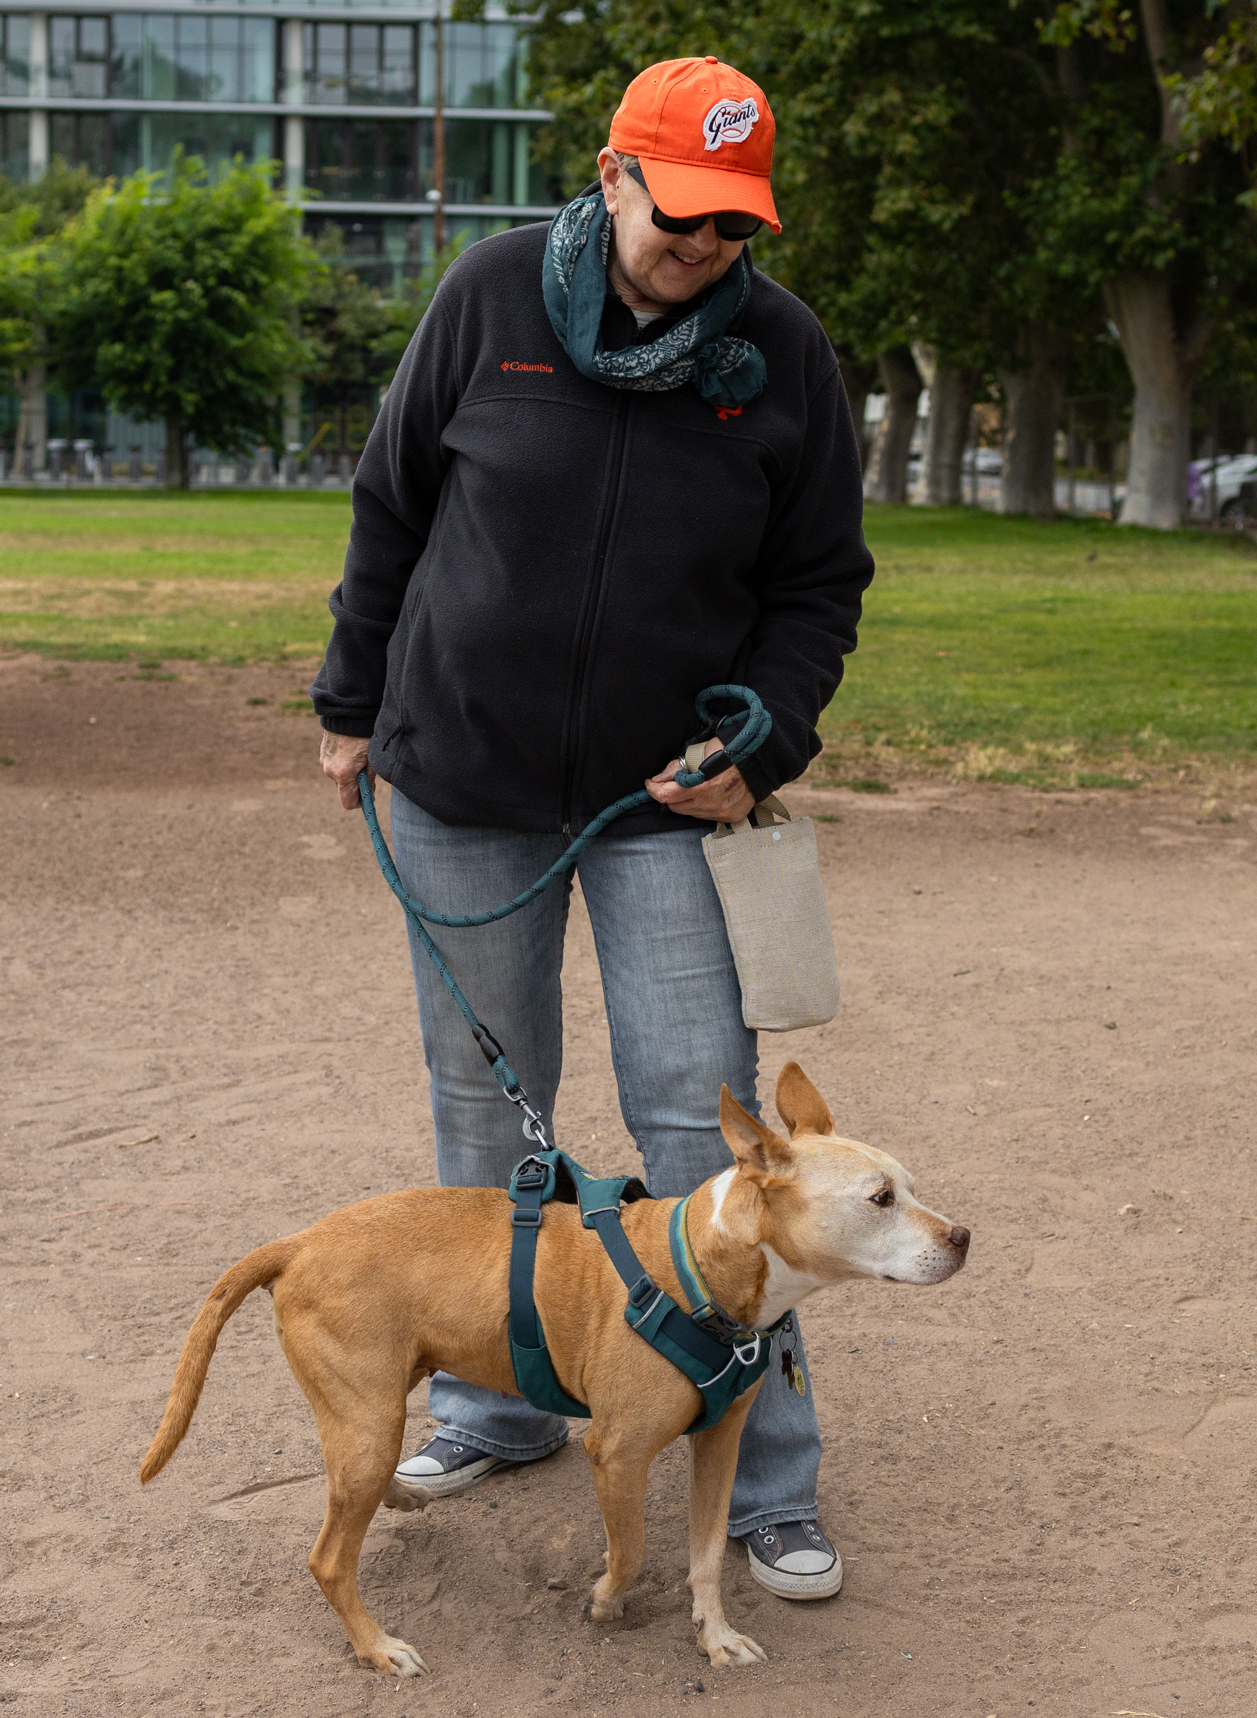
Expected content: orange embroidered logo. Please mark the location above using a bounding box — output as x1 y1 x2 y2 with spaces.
500 361 554 373
715 404 742 421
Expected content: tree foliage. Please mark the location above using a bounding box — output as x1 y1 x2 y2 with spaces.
0 162 99 387
1174 1 1257 200
50 154 317 482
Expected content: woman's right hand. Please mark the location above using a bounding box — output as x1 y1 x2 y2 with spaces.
320 730 374 810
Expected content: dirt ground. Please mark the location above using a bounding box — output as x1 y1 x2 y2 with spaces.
2 654 1255 1718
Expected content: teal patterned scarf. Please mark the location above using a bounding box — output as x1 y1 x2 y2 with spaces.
541 190 766 410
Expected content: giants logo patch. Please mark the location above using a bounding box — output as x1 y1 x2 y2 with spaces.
702 97 759 152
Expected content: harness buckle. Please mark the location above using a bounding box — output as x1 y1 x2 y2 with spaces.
513 1161 547 1191
511 1207 542 1228
627 1274 655 1309
691 1302 743 1345
732 1332 762 1367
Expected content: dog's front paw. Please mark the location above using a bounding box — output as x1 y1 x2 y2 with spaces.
360 1635 429 1678
697 1621 767 1668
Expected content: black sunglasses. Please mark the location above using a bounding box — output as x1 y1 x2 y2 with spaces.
625 161 762 242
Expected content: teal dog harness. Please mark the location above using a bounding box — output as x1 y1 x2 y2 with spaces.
355 692 791 1432
507 1149 792 1433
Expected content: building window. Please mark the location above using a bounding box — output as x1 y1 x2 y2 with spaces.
303 23 416 106
50 109 111 175
422 21 526 108
110 15 274 104
415 118 551 207
49 15 109 99
306 211 421 293
1 107 28 180
47 109 276 181
1 13 30 97
305 119 416 203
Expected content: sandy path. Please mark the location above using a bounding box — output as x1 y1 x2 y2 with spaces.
2 655 1255 1718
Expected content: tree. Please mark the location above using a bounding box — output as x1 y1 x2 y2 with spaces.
1031 1 1257 526
0 162 100 470
50 155 317 487
863 348 923 504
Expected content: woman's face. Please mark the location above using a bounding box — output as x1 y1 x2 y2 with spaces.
598 149 745 310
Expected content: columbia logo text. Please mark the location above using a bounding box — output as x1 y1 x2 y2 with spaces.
702 97 759 152
500 361 554 372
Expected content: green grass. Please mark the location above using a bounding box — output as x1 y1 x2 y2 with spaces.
823 505 1257 785
1 490 1253 783
0 488 348 663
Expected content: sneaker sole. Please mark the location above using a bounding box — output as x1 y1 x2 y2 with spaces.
391 1454 508 1500
746 1546 843 1601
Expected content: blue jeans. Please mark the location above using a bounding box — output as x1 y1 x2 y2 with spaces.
389 789 822 1536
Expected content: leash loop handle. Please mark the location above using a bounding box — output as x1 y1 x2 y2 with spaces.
672 684 772 788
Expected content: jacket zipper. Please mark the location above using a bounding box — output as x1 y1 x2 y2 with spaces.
560 392 630 833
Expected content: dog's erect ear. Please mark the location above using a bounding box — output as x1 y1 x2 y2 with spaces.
720 1085 795 1179
775 1062 835 1138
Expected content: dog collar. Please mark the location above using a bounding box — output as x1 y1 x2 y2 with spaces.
669 1194 789 1345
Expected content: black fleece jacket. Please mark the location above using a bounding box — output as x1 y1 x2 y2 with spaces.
311 220 874 835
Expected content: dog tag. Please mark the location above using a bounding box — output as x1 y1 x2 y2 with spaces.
792 1365 806 1397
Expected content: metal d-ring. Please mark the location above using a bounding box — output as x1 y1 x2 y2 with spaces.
732 1332 762 1367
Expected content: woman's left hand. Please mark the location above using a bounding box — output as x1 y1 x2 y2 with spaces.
646 737 756 823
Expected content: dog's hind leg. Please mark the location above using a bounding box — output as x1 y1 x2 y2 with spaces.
583 1422 655 1624
304 1384 429 1678
687 1394 767 1668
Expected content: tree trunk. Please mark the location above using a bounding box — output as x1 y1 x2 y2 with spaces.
917 361 980 506
1104 273 1209 530
998 326 1071 517
833 348 878 470
863 347 922 503
15 365 48 475
165 412 187 489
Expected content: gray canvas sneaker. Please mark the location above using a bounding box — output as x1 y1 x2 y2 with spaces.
392 1435 508 1500
743 1520 843 1599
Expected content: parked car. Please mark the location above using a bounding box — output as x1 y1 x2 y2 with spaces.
1188 453 1257 520
962 446 1004 474
906 447 1002 475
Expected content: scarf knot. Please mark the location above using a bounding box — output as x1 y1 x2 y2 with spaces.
541 192 766 410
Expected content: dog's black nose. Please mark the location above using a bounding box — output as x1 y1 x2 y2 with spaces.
948 1225 970 1253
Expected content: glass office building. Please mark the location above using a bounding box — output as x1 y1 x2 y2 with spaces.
0 6 559 279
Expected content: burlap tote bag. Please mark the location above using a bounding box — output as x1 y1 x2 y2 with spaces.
694 755 840 1031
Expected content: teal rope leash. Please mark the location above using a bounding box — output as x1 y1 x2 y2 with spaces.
357 685 771 1140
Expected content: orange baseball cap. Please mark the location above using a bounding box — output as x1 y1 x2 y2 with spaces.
609 57 780 234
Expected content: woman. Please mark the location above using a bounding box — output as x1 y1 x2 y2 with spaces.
314 56 874 1601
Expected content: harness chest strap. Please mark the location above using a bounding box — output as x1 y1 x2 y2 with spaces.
506 1149 792 1434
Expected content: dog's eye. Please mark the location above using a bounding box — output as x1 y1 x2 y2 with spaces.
870 1188 894 1208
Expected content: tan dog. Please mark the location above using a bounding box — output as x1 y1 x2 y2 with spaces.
141 1064 969 1676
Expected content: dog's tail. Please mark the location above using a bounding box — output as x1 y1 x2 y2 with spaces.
140 1235 299 1485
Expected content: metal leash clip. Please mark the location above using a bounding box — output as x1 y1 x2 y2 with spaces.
505 1086 549 1145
